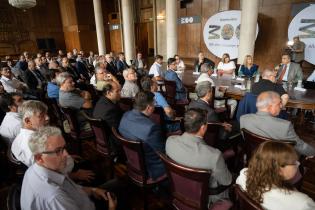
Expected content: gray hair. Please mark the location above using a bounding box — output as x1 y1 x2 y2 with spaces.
95 64 105 74
123 68 133 79
200 63 213 73
256 91 280 109
19 100 48 125
195 81 212 98
28 126 62 155
56 72 72 86
262 69 275 78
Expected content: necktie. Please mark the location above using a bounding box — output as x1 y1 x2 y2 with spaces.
278 65 287 83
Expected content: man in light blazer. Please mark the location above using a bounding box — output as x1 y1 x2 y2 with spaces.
240 91 315 156
166 108 232 204
276 53 303 83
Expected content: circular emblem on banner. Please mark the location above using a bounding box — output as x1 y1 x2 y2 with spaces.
288 5 315 65
203 10 258 59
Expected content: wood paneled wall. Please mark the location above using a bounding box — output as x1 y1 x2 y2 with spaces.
0 0 65 56
176 0 315 69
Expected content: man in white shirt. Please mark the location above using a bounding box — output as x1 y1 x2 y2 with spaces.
0 93 23 145
11 100 49 166
149 55 164 81
0 66 27 93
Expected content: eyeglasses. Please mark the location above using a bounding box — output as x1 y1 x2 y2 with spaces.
41 145 67 156
282 160 300 167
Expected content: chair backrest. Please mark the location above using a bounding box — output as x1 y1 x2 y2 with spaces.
119 97 134 112
150 106 165 126
204 122 222 147
111 127 148 185
236 93 257 122
86 84 100 104
7 184 21 210
234 184 263 210
241 128 296 163
164 80 176 105
81 112 111 156
46 98 64 128
60 107 80 138
158 152 211 210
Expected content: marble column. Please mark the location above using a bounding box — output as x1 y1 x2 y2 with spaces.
93 0 106 55
121 0 136 65
166 0 177 59
237 0 259 64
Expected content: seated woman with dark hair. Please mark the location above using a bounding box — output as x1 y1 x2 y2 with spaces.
236 141 315 210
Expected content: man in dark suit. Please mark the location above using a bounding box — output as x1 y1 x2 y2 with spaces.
132 52 147 77
93 81 123 129
188 81 236 151
105 54 118 75
116 52 129 74
276 53 303 84
25 60 46 96
119 91 165 180
15 55 28 71
194 52 215 72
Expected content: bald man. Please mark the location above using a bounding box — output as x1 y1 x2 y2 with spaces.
252 69 289 106
240 91 315 156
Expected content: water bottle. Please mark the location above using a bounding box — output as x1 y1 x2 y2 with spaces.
254 73 260 83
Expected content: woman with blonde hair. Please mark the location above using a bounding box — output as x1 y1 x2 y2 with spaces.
217 53 236 77
238 55 259 77
236 141 315 210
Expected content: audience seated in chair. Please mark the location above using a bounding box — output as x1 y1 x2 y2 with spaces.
189 81 239 150
21 126 118 210
252 69 289 106
93 81 123 154
140 76 180 133
0 93 23 145
240 91 315 156
164 58 187 101
57 72 92 131
196 64 237 119
121 68 139 98
149 55 164 81
119 91 166 180
236 141 315 210
0 66 28 94
47 68 62 101
166 108 232 204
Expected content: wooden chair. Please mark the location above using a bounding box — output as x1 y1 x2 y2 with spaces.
234 184 263 210
86 84 100 105
111 127 167 210
204 122 222 147
45 98 64 130
59 107 94 154
164 80 189 117
210 86 231 121
7 184 21 210
81 112 112 157
241 128 296 164
158 152 232 210
118 97 134 112
150 106 183 136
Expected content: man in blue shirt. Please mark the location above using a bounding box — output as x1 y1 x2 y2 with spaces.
164 58 187 100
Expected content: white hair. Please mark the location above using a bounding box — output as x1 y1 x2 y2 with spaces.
19 100 48 125
56 72 72 86
256 91 280 110
123 68 134 79
28 126 62 155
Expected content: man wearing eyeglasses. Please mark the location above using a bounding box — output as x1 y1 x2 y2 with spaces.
164 57 187 101
21 126 117 210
